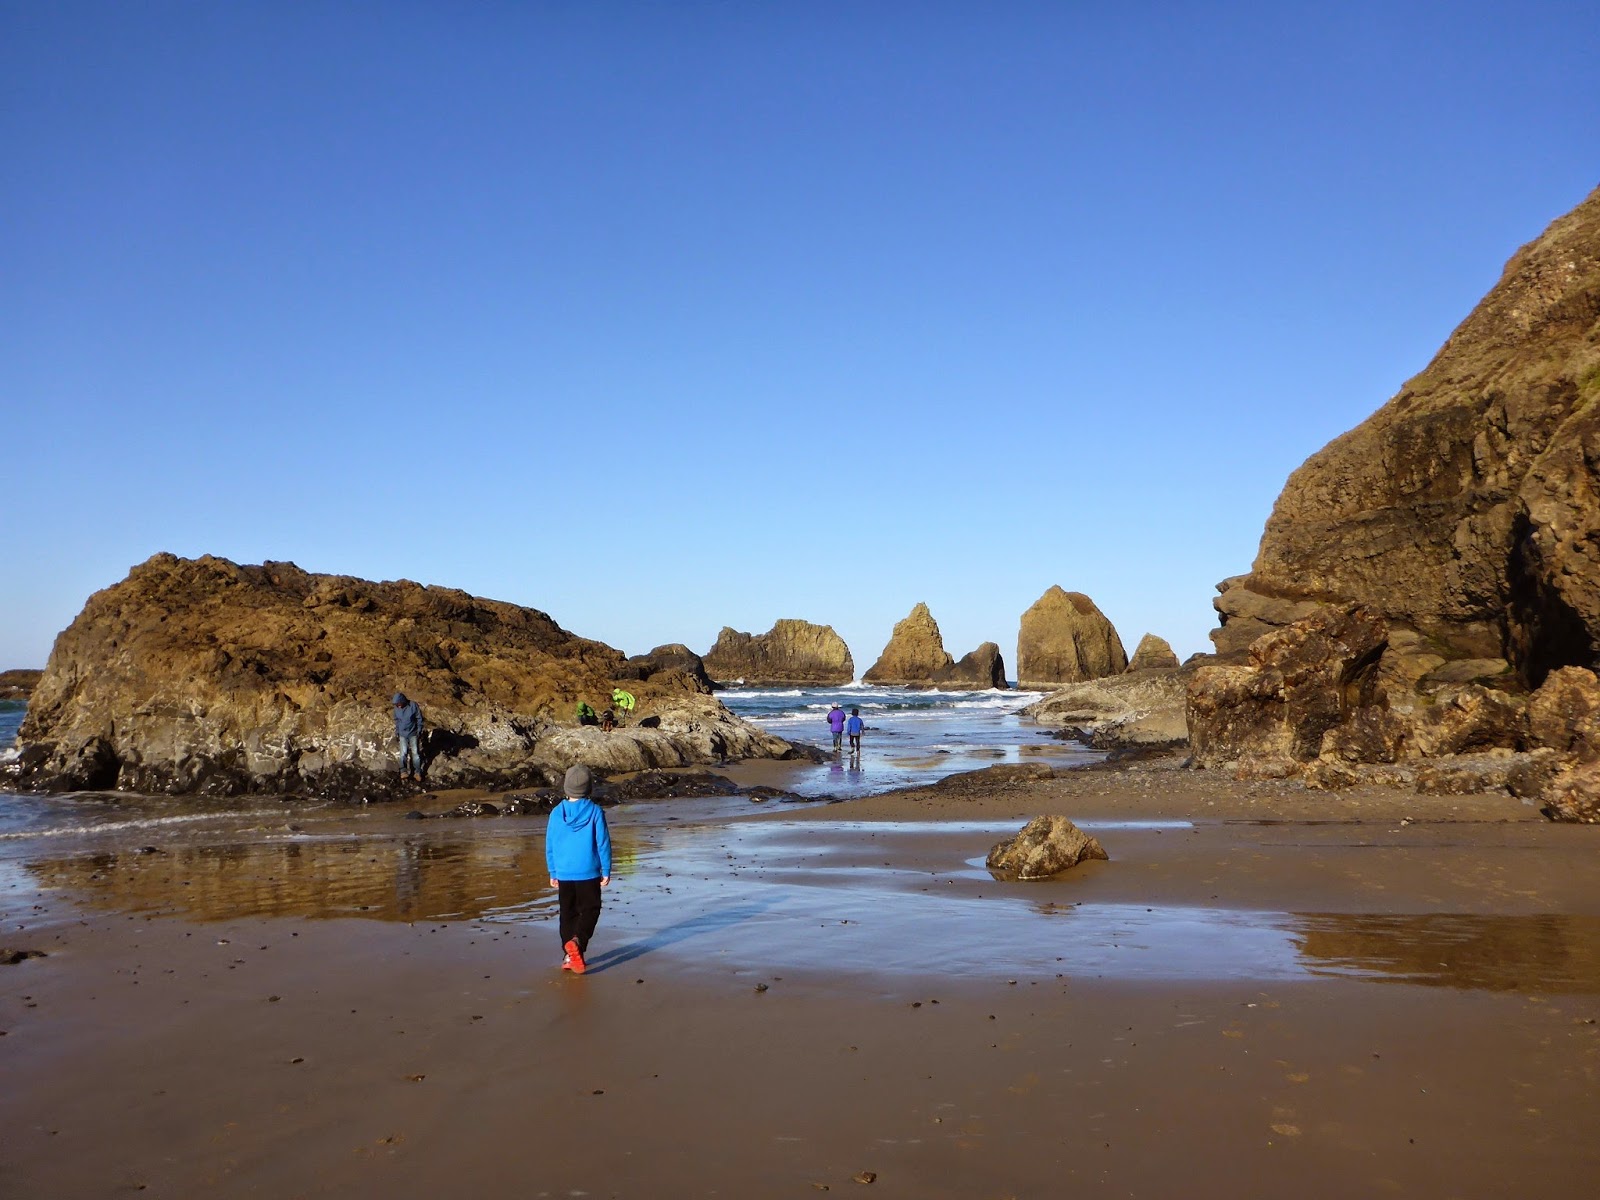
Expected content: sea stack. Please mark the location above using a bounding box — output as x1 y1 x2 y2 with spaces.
1016 587 1128 688
701 620 854 686
10 554 797 798
1126 634 1180 672
864 603 1008 689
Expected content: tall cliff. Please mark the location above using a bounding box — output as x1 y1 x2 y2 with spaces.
1212 184 1600 691
1016 587 1128 688
701 620 854 686
12 554 795 798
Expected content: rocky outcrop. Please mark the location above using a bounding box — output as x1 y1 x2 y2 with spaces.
863 604 1008 689
1209 185 1600 690
0 669 41 701
616 644 716 692
1187 606 1388 771
864 603 953 685
1126 634 1179 672
701 620 853 687
1016 587 1128 688
9 554 799 799
986 816 1108 879
1024 669 1189 749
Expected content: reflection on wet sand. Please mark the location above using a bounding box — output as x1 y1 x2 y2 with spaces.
29 830 643 923
1293 911 1600 992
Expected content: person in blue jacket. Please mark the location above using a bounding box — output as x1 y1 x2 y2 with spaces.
846 706 865 756
546 764 612 974
391 692 424 781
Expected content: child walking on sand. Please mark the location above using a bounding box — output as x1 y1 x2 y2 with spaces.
846 706 864 755
546 764 612 975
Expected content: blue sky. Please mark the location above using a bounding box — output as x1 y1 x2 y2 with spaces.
3 1 1596 677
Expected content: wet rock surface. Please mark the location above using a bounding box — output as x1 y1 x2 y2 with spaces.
10 554 796 801
702 620 854 687
986 815 1108 879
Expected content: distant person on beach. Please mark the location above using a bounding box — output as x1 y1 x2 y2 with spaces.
827 703 846 750
846 706 864 755
391 693 424 781
546 765 612 975
610 688 636 725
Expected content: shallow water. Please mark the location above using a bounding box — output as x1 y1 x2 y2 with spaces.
13 806 1600 993
717 683 1100 797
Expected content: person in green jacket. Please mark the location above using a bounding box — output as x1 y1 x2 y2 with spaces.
610 688 636 725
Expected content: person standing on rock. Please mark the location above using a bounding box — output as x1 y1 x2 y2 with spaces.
392 692 425 782
610 688 636 725
826 703 846 751
846 706 864 757
546 764 612 975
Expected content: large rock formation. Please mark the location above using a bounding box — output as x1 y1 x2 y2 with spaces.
701 620 853 686
863 604 1009 689
1210 185 1600 694
1016 587 1128 688
0 669 41 701
1126 634 1179 672
1024 668 1190 749
9 554 799 799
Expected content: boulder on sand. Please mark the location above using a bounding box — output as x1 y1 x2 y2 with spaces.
986 815 1108 880
701 620 854 686
10 554 798 800
1016 587 1128 688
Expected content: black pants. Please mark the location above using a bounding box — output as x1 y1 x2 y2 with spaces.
558 878 603 953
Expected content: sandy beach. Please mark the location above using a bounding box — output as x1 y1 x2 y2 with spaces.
4 756 1600 1198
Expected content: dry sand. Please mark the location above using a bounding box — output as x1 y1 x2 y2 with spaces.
4 755 1600 1197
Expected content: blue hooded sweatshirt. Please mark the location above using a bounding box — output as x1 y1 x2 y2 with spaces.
546 798 612 881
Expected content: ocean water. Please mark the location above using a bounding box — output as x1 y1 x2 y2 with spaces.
715 683 1099 798
0 699 23 751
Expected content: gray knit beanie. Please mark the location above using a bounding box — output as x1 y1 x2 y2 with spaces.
562 764 593 798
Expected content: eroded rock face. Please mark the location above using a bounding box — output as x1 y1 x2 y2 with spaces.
1016 587 1128 688
985 815 1108 880
1526 666 1600 758
1210 185 1600 688
864 603 954 685
1126 634 1179 672
701 620 854 686
11 554 797 799
1187 605 1387 770
1024 669 1189 749
863 604 1008 689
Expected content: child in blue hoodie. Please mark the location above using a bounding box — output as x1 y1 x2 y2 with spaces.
546 764 612 974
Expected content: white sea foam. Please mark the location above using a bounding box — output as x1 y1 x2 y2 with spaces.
0 810 271 842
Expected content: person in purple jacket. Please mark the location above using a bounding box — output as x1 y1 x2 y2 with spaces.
826 702 847 751
546 764 612 975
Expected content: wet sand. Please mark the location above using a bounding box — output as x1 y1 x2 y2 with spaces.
5 757 1600 1196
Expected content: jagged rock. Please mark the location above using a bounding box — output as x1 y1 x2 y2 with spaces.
864 603 955 685
14 554 797 799
1525 666 1600 759
1538 759 1600 823
701 620 854 686
1126 635 1179 672
1506 748 1564 799
985 815 1108 880
1418 659 1514 691
1209 185 1600 691
614 644 716 692
863 604 1007 689
1320 706 1411 764
1415 752 1521 795
0 669 41 701
946 642 1008 690
1187 605 1387 768
1016 587 1128 688
1024 669 1189 749
1409 685 1526 757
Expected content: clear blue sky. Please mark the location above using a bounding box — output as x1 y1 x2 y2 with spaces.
3 2 1596 676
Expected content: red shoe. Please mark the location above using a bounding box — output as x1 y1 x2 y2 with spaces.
564 939 586 975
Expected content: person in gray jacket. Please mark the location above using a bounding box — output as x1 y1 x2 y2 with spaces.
392 692 424 781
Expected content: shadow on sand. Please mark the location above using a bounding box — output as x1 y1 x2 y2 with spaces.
584 898 782 974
